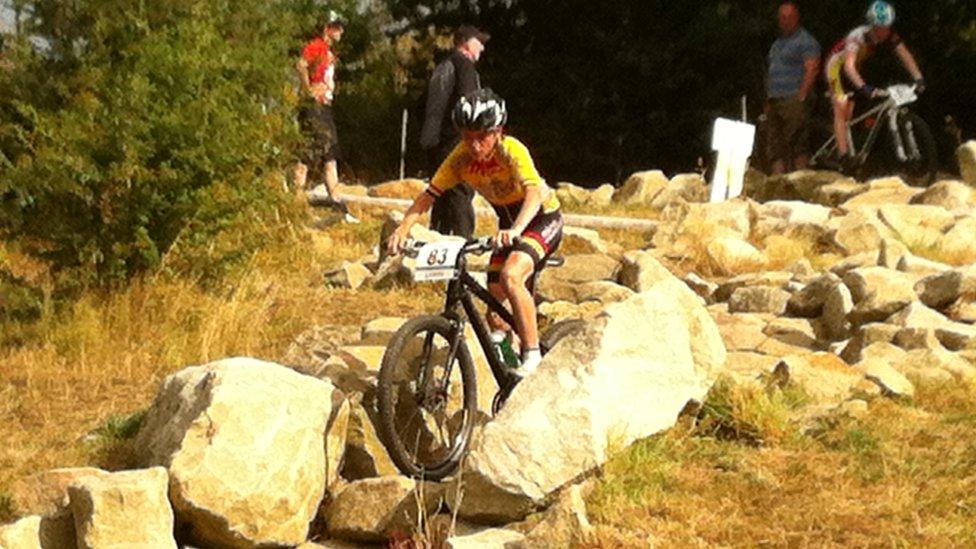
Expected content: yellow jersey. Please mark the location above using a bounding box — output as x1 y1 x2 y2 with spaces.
427 136 560 215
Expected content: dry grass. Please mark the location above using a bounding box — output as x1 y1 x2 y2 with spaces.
904 237 976 268
587 380 976 547
0 209 444 497
762 234 844 273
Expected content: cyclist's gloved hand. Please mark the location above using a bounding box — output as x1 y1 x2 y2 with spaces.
857 84 877 99
914 78 926 94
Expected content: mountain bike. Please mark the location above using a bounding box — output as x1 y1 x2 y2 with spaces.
810 83 937 185
376 236 584 480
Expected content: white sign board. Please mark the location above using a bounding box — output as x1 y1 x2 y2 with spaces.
710 117 756 203
412 240 465 282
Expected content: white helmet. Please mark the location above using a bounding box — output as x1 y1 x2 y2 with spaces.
866 1 895 27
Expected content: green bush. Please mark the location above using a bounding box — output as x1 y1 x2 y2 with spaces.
0 0 310 288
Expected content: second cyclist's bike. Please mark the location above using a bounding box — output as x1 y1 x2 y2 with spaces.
810 83 937 185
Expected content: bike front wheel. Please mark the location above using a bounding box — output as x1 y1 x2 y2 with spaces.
895 111 937 186
377 315 478 480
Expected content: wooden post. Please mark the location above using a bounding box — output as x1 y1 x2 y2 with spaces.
399 109 408 181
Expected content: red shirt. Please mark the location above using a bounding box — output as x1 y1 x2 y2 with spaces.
302 38 336 85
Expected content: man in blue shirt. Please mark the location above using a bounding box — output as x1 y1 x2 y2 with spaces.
765 2 821 174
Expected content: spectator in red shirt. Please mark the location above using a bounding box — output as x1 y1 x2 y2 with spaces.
295 10 346 206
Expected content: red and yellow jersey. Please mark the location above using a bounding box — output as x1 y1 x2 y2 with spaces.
427 136 560 214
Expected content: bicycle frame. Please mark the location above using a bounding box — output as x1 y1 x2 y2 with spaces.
811 87 922 168
442 269 520 390
407 238 555 405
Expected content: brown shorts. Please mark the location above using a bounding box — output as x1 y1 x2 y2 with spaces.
299 102 341 180
766 97 811 162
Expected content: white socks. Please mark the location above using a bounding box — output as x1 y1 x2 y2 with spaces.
514 348 542 378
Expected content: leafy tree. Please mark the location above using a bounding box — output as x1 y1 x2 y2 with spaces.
0 0 311 287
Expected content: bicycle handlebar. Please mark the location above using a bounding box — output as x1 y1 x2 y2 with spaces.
403 236 511 258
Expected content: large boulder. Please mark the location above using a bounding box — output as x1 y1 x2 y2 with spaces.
589 183 616 207
537 254 621 302
560 226 619 256
282 324 361 378
727 286 790 315
841 177 920 208
713 271 792 303
787 274 842 318
828 209 892 256
915 267 976 309
0 514 75 549
877 205 955 249
10 468 113 518
612 170 669 205
772 354 863 406
133 358 338 548
821 281 855 341
617 250 675 293
706 236 768 276
68 468 176 549
571 281 636 305
842 267 917 325
910 180 974 210
445 524 526 548
758 200 832 227
453 275 726 523
324 477 443 543
538 301 604 323
896 253 953 278
324 261 372 290
814 178 866 207
522 484 594 547
555 182 590 206
956 141 976 186
854 358 915 398
341 402 398 481
893 348 976 383
712 311 771 352
939 216 976 265
650 173 708 209
760 170 847 202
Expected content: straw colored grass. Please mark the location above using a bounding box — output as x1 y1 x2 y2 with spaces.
587 380 976 547
0 209 443 497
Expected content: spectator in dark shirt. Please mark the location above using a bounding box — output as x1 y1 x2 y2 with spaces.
420 25 489 238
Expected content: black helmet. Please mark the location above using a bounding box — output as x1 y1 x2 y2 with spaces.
452 89 507 132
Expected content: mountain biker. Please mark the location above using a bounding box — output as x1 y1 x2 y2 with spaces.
825 1 924 161
388 89 563 377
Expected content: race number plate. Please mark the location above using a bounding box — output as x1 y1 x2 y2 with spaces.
887 84 917 107
412 240 465 282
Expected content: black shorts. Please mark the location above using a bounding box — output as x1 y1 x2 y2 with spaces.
299 102 340 178
487 207 563 284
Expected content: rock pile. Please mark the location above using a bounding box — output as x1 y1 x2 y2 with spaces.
7 143 976 546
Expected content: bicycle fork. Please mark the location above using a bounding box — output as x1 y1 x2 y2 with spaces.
888 109 920 163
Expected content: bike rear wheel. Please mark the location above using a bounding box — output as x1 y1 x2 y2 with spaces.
377 315 477 480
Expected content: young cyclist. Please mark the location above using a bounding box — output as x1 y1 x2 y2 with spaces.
825 1 924 161
388 89 563 377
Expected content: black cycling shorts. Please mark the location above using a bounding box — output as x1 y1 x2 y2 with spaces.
487 207 563 284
